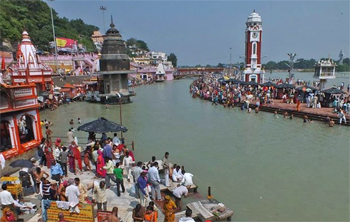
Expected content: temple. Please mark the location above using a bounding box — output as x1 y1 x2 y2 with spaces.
0 31 44 176
9 31 53 95
94 16 134 104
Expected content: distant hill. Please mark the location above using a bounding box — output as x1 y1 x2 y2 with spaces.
0 0 99 52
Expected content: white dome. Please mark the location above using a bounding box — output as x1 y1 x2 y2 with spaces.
247 11 262 23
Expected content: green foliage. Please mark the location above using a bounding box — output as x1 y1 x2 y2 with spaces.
0 0 98 52
167 53 177 67
261 57 349 71
136 40 149 51
336 58 349 72
125 38 149 57
217 63 225 67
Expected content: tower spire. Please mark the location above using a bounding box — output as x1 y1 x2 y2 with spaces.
110 15 115 28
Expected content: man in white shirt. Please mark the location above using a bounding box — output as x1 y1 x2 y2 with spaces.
122 151 133 182
173 185 190 211
179 209 195 222
147 162 162 201
93 181 107 211
172 165 183 182
65 179 80 212
0 184 16 216
67 129 74 144
181 170 193 187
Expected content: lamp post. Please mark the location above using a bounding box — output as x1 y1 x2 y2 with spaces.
100 6 107 33
229 47 232 77
48 0 58 74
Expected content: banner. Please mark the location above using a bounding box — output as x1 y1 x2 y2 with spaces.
97 210 112 222
55 37 77 48
46 202 93 222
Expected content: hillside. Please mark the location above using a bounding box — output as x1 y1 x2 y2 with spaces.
0 0 98 52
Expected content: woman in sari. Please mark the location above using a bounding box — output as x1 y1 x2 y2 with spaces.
45 142 54 168
96 150 106 178
73 146 82 175
68 142 76 173
84 146 92 171
163 195 177 222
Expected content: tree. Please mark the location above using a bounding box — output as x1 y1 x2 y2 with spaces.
264 61 277 70
217 63 225 67
136 40 149 51
126 38 137 47
167 53 177 67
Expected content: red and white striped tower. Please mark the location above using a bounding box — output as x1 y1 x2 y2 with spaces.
243 10 265 83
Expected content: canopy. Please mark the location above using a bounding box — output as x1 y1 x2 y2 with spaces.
277 83 295 89
241 81 259 86
77 117 128 133
321 87 344 94
261 81 278 87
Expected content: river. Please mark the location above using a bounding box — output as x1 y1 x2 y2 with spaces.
41 73 349 221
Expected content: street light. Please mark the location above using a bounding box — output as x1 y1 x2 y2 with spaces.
229 47 232 76
48 0 58 74
100 6 107 33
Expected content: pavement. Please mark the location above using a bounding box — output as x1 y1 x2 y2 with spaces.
2 167 165 222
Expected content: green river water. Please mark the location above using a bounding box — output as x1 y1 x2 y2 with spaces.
41 75 349 221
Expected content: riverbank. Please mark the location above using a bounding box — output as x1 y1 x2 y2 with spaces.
192 94 350 126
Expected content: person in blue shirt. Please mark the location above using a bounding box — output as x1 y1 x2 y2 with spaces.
50 160 63 184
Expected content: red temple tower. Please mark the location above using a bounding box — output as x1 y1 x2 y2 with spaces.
243 10 265 83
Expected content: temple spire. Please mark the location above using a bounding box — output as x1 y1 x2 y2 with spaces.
110 15 115 28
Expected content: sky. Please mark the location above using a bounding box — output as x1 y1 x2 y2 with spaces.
47 0 350 66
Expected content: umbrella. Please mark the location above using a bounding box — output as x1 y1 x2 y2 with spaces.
77 117 128 133
321 87 344 94
9 159 34 168
261 81 278 87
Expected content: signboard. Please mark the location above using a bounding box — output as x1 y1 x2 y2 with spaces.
13 99 37 109
46 202 94 222
56 37 77 48
97 210 112 222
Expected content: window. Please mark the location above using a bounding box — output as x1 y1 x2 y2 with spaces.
17 115 35 144
0 121 12 152
252 42 257 55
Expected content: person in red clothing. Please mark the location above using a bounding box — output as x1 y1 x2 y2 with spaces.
1 207 16 222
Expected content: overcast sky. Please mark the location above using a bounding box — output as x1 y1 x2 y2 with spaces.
47 0 349 66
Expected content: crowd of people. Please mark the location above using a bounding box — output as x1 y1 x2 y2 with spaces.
1 123 197 222
189 75 349 125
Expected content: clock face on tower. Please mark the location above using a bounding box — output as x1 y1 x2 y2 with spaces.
251 32 259 41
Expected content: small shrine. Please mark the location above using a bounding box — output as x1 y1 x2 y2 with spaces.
314 57 336 90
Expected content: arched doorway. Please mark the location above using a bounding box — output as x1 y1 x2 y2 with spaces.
17 115 35 144
0 121 12 152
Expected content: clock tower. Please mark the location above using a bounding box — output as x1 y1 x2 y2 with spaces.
243 10 265 83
